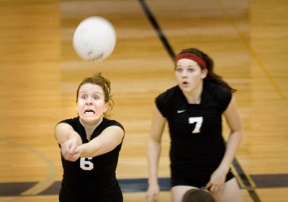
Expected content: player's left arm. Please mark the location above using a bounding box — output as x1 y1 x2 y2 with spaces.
220 96 243 171
206 96 243 192
75 125 124 157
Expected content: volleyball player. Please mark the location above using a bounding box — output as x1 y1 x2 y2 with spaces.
55 73 125 202
146 48 243 202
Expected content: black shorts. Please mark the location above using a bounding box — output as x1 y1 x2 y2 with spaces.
171 170 235 188
59 185 123 202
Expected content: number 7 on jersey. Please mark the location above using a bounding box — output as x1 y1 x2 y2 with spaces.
189 117 203 133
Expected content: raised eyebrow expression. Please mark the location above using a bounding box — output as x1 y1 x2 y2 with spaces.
79 91 104 100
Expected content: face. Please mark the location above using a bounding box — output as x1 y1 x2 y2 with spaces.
76 83 108 125
175 58 207 93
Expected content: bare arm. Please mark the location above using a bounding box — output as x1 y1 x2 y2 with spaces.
146 104 166 202
219 97 243 172
206 97 243 192
55 122 82 145
54 123 82 161
75 125 124 157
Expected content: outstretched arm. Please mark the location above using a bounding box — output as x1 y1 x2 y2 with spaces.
54 123 82 161
75 125 124 157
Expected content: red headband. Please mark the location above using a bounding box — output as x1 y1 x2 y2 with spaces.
175 53 207 69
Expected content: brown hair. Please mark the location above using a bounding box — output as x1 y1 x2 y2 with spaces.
175 48 236 93
182 189 216 202
76 72 114 117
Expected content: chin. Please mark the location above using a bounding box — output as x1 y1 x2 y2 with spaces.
180 86 192 92
81 116 102 124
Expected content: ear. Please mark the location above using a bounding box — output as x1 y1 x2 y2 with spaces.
104 102 109 113
201 68 208 79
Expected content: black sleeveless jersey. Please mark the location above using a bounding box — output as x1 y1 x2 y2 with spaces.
155 82 232 179
58 117 124 201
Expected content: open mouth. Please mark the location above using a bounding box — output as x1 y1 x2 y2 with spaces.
84 109 95 114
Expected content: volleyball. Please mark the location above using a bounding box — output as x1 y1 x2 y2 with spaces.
73 16 116 61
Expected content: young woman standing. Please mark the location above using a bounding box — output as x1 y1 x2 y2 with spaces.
146 48 243 202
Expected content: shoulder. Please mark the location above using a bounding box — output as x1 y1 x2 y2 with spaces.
204 82 232 111
101 118 125 131
156 85 180 104
58 117 80 127
155 86 184 118
205 82 231 98
57 117 85 133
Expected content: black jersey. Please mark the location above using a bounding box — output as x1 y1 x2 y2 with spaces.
156 82 232 181
58 117 124 202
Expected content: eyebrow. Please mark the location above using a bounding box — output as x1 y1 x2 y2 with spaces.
79 91 103 95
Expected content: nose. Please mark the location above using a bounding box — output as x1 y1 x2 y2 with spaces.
86 97 93 105
181 69 188 77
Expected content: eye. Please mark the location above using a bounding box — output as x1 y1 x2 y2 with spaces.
176 68 182 72
188 68 195 72
92 93 102 100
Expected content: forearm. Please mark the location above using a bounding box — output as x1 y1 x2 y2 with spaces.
147 139 161 185
76 126 124 158
218 130 242 172
55 123 82 146
77 141 101 158
65 133 82 146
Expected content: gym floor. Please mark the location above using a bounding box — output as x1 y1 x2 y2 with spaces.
0 0 288 201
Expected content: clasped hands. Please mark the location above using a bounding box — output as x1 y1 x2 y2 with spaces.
61 137 82 162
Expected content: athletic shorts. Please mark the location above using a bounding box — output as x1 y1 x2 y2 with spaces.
171 169 235 188
59 185 123 202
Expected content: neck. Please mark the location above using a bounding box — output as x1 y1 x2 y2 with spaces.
80 117 103 140
183 83 203 104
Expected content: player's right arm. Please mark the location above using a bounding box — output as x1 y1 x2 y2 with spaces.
54 123 82 161
146 104 166 202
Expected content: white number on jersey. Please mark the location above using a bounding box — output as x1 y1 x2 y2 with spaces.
189 117 203 133
80 157 94 170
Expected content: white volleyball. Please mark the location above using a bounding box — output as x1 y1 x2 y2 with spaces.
73 16 116 61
